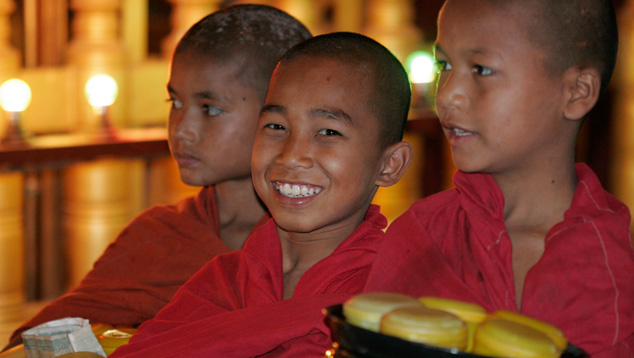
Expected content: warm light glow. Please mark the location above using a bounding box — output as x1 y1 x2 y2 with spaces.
0 78 32 112
84 74 118 108
407 51 436 84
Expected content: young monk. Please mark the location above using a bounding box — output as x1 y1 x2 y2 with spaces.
108 32 413 357
364 0 634 356
3 5 311 350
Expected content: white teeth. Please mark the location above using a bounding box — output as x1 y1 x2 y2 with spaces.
275 182 322 198
453 128 472 136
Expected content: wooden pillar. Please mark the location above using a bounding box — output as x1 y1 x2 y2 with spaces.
62 159 146 288
333 0 363 33
0 0 21 138
274 0 323 35
363 0 423 63
67 0 127 131
611 1 634 214
122 0 148 64
160 0 222 60
0 172 25 307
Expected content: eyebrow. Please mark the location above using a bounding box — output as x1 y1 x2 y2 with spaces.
260 104 285 115
166 85 227 102
260 105 353 125
434 44 502 61
309 108 352 125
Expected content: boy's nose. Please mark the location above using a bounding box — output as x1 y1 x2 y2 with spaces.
276 134 313 169
171 110 199 144
435 72 466 112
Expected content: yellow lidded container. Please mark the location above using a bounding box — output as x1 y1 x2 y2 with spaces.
380 305 468 350
97 328 138 356
418 296 487 352
343 292 421 332
91 323 114 337
472 318 562 358
491 310 568 351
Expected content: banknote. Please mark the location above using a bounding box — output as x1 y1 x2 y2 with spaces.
22 317 107 358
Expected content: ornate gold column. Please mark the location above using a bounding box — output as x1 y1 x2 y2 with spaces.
611 1 634 214
0 172 25 307
122 0 148 64
160 0 222 59
62 159 146 287
0 0 21 138
363 0 423 63
274 0 322 34
334 0 363 33
67 0 126 131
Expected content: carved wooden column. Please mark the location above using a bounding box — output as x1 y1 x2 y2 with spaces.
333 0 363 33
274 0 322 34
68 0 126 131
0 0 24 308
363 0 423 63
0 0 21 138
160 0 222 59
122 0 148 64
63 159 146 287
0 172 25 307
611 1 634 215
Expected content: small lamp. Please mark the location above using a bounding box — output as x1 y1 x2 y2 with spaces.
84 74 118 139
406 50 436 110
0 78 32 145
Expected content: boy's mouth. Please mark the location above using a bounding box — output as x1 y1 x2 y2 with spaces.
440 121 475 137
452 128 474 137
274 182 323 198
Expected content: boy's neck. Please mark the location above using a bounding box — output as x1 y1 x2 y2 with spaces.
277 215 366 299
492 163 577 309
495 163 577 226
215 177 266 250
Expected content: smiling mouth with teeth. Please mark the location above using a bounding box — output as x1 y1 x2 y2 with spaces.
453 128 473 136
274 182 322 198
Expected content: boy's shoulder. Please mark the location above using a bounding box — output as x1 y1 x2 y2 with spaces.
572 163 630 221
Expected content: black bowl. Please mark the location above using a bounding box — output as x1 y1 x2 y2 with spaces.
324 304 588 358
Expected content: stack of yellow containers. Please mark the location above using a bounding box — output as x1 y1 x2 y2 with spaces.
342 293 569 358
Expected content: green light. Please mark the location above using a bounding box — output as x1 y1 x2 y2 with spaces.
406 51 436 84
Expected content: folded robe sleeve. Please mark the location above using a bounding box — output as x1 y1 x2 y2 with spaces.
109 205 388 358
365 164 634 357
4 186 231 351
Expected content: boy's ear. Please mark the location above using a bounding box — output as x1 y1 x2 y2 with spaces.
563 67 601 121
375 141 414 188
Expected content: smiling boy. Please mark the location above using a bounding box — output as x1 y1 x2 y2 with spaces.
4 5 311 351
108 32 413 357
365 0 634 356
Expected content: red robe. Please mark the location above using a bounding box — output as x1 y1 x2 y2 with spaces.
365 164 634 357
109 205 387 358
6 186 231 350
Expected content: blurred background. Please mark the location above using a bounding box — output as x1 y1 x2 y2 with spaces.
0 0 632 344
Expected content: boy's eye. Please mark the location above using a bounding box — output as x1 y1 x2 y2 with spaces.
473 65 495 76
202 104 222 116
434 60 451 72
318 128 342 137
167 98 182 110
263 123 285 131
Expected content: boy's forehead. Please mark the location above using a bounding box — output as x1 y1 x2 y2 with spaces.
437 0 537 56
267 56 379 125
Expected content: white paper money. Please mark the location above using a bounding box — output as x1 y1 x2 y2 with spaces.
21 317 107 358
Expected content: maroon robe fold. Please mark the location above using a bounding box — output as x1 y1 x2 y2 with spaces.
5 186 230 350
109 205 387 358
365 164 634 357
